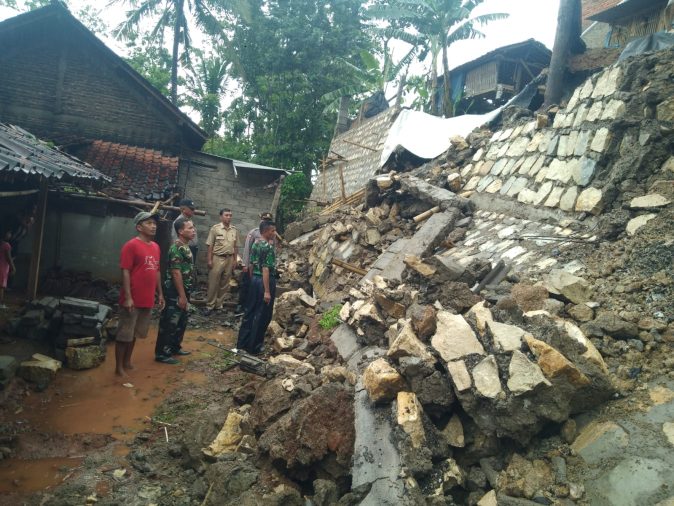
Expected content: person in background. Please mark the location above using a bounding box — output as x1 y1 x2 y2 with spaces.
116 212 164 377
0 229 16 309
236 220 277 355
205 208 238 315
155 218 196 364
236 212 275 314
172 199 199 264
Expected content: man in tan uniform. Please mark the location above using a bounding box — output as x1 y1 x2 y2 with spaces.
205 208 238 314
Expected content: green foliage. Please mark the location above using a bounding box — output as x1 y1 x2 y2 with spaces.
124 36 174 98
184 47 231 136
319 304 343 330
277 172 312 229
225 0 375 176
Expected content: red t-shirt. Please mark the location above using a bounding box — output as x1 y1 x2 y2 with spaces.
119 237 161 308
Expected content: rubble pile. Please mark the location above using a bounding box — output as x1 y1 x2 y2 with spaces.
41 267 119 303
7 296 111 375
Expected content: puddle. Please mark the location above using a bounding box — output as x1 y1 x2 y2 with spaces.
0 457 83 493
0 325 235 498
11 327 230 441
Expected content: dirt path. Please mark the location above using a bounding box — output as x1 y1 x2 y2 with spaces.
0 324 236 503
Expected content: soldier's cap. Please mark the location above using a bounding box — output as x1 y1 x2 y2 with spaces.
133 211 159 225
260 212 273 220
178 198 196 210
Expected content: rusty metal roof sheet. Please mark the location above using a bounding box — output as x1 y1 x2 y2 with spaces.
0 123 110 183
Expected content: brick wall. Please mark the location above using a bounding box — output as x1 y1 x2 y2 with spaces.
178 153 281 267
582 0 621 29
0 21 195 151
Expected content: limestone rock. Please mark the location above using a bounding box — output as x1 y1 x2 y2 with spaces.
630 194 671 208
267 321 284 339
447 360 472 392
560 320 608 373
17 354 61 385
65 345 105 370
273 336 297 353
431 312 485 361
575 187 604 214
388 322 434 362
487 321 527 352
442 414 465 448
524 335 590 387
472 355 502 399
374 292 406 319
273 288 316 329
269 354 315 372
363 358 406 403
467 301 493 334
439 458 465 491
498 454 554 499
507 351 551 395
202 410 245 459
249 378 295 432
626 213 657 235
568 304 594 322
396 391 426 448
511 283 549 311
593 311 639 339
410 304 437 341
477 490 497 506
404 255 436 277
543 269 591 304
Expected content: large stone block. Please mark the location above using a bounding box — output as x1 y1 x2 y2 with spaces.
363 358 406 403
559 186 579 212
601 99 626 120
590 127 612 152
573 157 596 186
65 345 105 370
575 187 605 214
507 350 551 395
472 355 502 399
431 312 485 361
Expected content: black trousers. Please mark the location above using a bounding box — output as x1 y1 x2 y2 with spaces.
237 275 276 354
155 286 191 357
237 270 251 308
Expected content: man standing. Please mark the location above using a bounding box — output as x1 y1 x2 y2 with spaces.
237 220 277 355
155 218 196 364
205 208 238 314
237 212 275 314
117 211 164 377
172 199 199 264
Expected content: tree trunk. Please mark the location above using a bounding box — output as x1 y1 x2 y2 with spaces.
441 41 453 118
395 70 407 109
544 0 580 108
334 96 351 136
429 50 439 115
170 0 185 105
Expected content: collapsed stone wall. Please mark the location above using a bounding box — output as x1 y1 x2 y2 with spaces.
459 50 674 216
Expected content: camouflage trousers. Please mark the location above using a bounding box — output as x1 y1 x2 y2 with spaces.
155 287 191 357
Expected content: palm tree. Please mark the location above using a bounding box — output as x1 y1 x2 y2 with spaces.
184 47 230 135
367 0 508 117
112 0 238 104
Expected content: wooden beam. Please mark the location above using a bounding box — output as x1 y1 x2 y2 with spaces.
332 258 367 276
341 139 378 152
269 175 284 218
413 206 440 223
27 179 48 300
338 165 346 200
49 191 207 216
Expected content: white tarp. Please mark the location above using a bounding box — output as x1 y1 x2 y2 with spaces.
379 107 502 167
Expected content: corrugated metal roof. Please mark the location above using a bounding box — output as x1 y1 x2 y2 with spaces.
232 159 289 174
0 123 109 183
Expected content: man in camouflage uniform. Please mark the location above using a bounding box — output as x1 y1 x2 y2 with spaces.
155 218 196 364
237 220 277 355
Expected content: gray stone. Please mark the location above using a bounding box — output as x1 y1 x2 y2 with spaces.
586 101 604 122
574 130 593 156
388 322 434 362
447 360 472 392
630 194 671 209
543 269 591 303
626 214 657 236
65 345 105 370
575 187 604 214
472 355 502 399
430 255 466 282
573 157 596 186
559 186 578 212
442 414 465 448
657 96 674 122
507 351 551 395
602 99 626 120
544 186 565 207
0 355 18 386
17 355 61 385
432 312 485 361
487 321 527 352
571 421 629 465
591 127 611 152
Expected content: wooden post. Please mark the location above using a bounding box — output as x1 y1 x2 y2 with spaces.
338 165 346 201
27 179 48 300
269 175 284 218
321 158 327 202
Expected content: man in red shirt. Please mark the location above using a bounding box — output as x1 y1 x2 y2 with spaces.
116 211 165 377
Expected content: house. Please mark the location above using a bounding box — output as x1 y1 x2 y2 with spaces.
0 4 286 286
581 0 622 48
584 0 673 48
438 39 551 116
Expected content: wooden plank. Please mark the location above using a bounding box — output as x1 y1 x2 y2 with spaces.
332 258 367 276
27 179 48 300
413 205 440 223
338 165 346 200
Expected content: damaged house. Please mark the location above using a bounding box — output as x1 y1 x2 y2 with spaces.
0 3 286 289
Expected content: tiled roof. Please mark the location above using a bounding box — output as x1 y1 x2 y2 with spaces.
0 123 109 183
76 140 180 201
